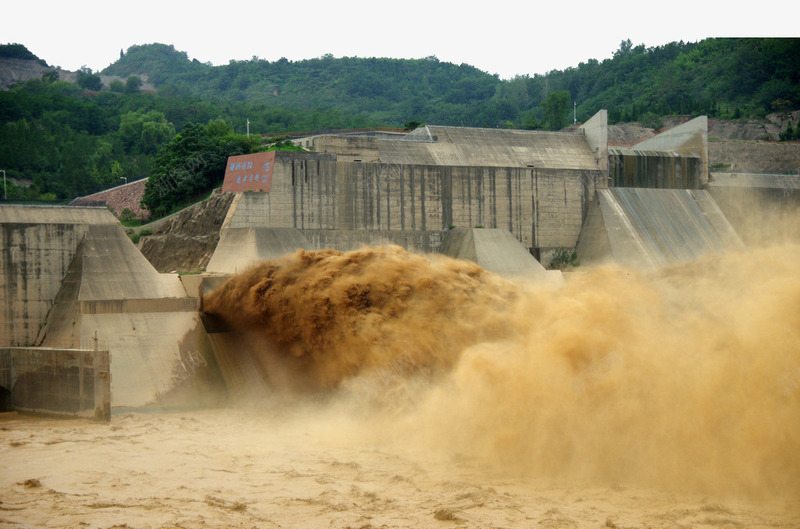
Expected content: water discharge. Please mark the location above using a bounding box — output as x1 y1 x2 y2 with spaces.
203 244 800 500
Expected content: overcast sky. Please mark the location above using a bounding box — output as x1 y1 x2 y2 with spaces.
3 1 797 79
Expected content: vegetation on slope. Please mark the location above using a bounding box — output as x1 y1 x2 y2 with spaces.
141 120 260 217
0 43 47 65
0 38 797 206
104 39 800 128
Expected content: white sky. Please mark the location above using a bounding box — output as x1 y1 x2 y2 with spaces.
3 1 798 79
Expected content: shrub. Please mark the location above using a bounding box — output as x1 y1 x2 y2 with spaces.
119 208 136 221
549 248 579 270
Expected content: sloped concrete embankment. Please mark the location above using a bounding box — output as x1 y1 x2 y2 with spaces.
0 205 224 408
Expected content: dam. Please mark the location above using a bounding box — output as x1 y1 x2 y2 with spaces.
1 110 798 412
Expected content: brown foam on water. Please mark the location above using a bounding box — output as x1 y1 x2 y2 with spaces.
203 244 800 498
202 246 517 390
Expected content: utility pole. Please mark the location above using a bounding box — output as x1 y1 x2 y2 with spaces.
2 170 5 200
247 119 250 138
574 101 577 124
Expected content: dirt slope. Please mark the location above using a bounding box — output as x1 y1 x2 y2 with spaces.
137 191 234 273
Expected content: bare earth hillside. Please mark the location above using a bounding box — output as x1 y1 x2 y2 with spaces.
137 191 234 273
0 57 155 90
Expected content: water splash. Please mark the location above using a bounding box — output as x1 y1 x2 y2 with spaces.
203 243 800 498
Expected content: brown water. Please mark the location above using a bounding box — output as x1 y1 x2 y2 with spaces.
204 244 800 498
2 244 798 528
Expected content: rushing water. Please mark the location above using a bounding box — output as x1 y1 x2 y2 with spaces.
204 244 800 498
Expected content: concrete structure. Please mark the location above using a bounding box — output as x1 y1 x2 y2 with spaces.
608 116 708 189
635 116 709 184
207 226 310 274
440 228 561 281
223 116 616 267
6 110 780 411
286 111 708 265
575 188 744 269
215 152 592 259
0 205 218 408
202 110 712 276
0 346 110 420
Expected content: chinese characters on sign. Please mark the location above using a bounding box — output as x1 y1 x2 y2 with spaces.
221 151 276 192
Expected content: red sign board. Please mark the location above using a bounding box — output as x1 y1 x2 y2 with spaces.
222 151 275 192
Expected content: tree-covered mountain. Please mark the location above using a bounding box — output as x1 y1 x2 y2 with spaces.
0 38 798 205
104 44 502 127
103 38 800 128
0 64 375 202
0 43 48 65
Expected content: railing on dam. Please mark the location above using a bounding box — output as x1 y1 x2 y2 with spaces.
0 341 111 422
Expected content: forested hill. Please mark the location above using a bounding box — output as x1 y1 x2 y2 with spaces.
103 44 500 127
102 38 800 128
1 38 798 204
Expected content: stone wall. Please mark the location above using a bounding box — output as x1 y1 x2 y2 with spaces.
70 179 149 219
139 191 234 273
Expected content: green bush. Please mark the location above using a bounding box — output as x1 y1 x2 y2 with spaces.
119 208 136 221
141 120 260 218
129 228 152 244
549 248 579 270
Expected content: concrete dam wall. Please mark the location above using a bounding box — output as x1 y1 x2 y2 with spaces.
231 151 602 257
8 114 792 413
576 188 744 269
0 205 222 408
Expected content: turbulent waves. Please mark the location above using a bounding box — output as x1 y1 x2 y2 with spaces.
203 244 800 497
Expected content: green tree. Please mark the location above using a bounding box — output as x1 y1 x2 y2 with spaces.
118 110 175 155
141 121 260 217
0 43 47 65
521 111 543 130
41 70 59 83
542 90 571 130
124 75 143 94
614 39 634 58
76 67 103 91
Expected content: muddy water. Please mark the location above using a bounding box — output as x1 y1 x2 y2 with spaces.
204 245 800 496
1 244 799 528
1 408 797 528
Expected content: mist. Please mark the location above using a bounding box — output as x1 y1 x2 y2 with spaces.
203 243 800 499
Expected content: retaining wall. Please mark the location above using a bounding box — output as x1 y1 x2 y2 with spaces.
0 346 110 421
